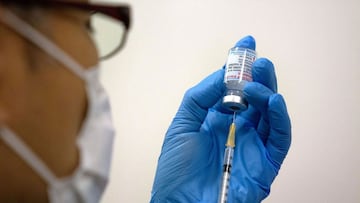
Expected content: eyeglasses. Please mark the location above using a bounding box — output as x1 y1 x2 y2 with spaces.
0 0 131 59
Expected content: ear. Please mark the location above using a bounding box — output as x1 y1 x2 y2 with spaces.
0 6 12 124
0 105 7 125
0 42 8 125
0 4 6 17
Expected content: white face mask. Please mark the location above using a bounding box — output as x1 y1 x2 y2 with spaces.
0 10 115 203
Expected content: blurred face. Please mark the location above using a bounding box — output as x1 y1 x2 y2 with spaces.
0 0 99 201
0 0 97 148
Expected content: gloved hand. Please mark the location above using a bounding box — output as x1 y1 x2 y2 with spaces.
151 36 291 203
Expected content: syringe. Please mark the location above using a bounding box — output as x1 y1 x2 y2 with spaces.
218 112 236 203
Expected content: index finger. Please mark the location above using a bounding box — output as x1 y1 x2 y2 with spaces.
167 69 225 135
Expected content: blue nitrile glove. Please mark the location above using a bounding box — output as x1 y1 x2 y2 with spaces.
150 36 291 203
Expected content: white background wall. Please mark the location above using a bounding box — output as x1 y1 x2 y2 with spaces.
98 0 360 202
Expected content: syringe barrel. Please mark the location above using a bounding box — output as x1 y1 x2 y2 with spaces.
218 147 234 203
223 147 234 166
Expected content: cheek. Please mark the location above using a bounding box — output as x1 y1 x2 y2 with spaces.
42 13 99 69
0 31 31 122
55 26 98 68
0 74 28 123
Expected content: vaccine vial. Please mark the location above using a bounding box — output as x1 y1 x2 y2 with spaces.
223 47 257 111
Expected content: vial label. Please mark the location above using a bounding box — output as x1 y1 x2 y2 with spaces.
224 48 256 83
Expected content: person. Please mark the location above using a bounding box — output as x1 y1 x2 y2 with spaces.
0 0 291 203
0 0 130 202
